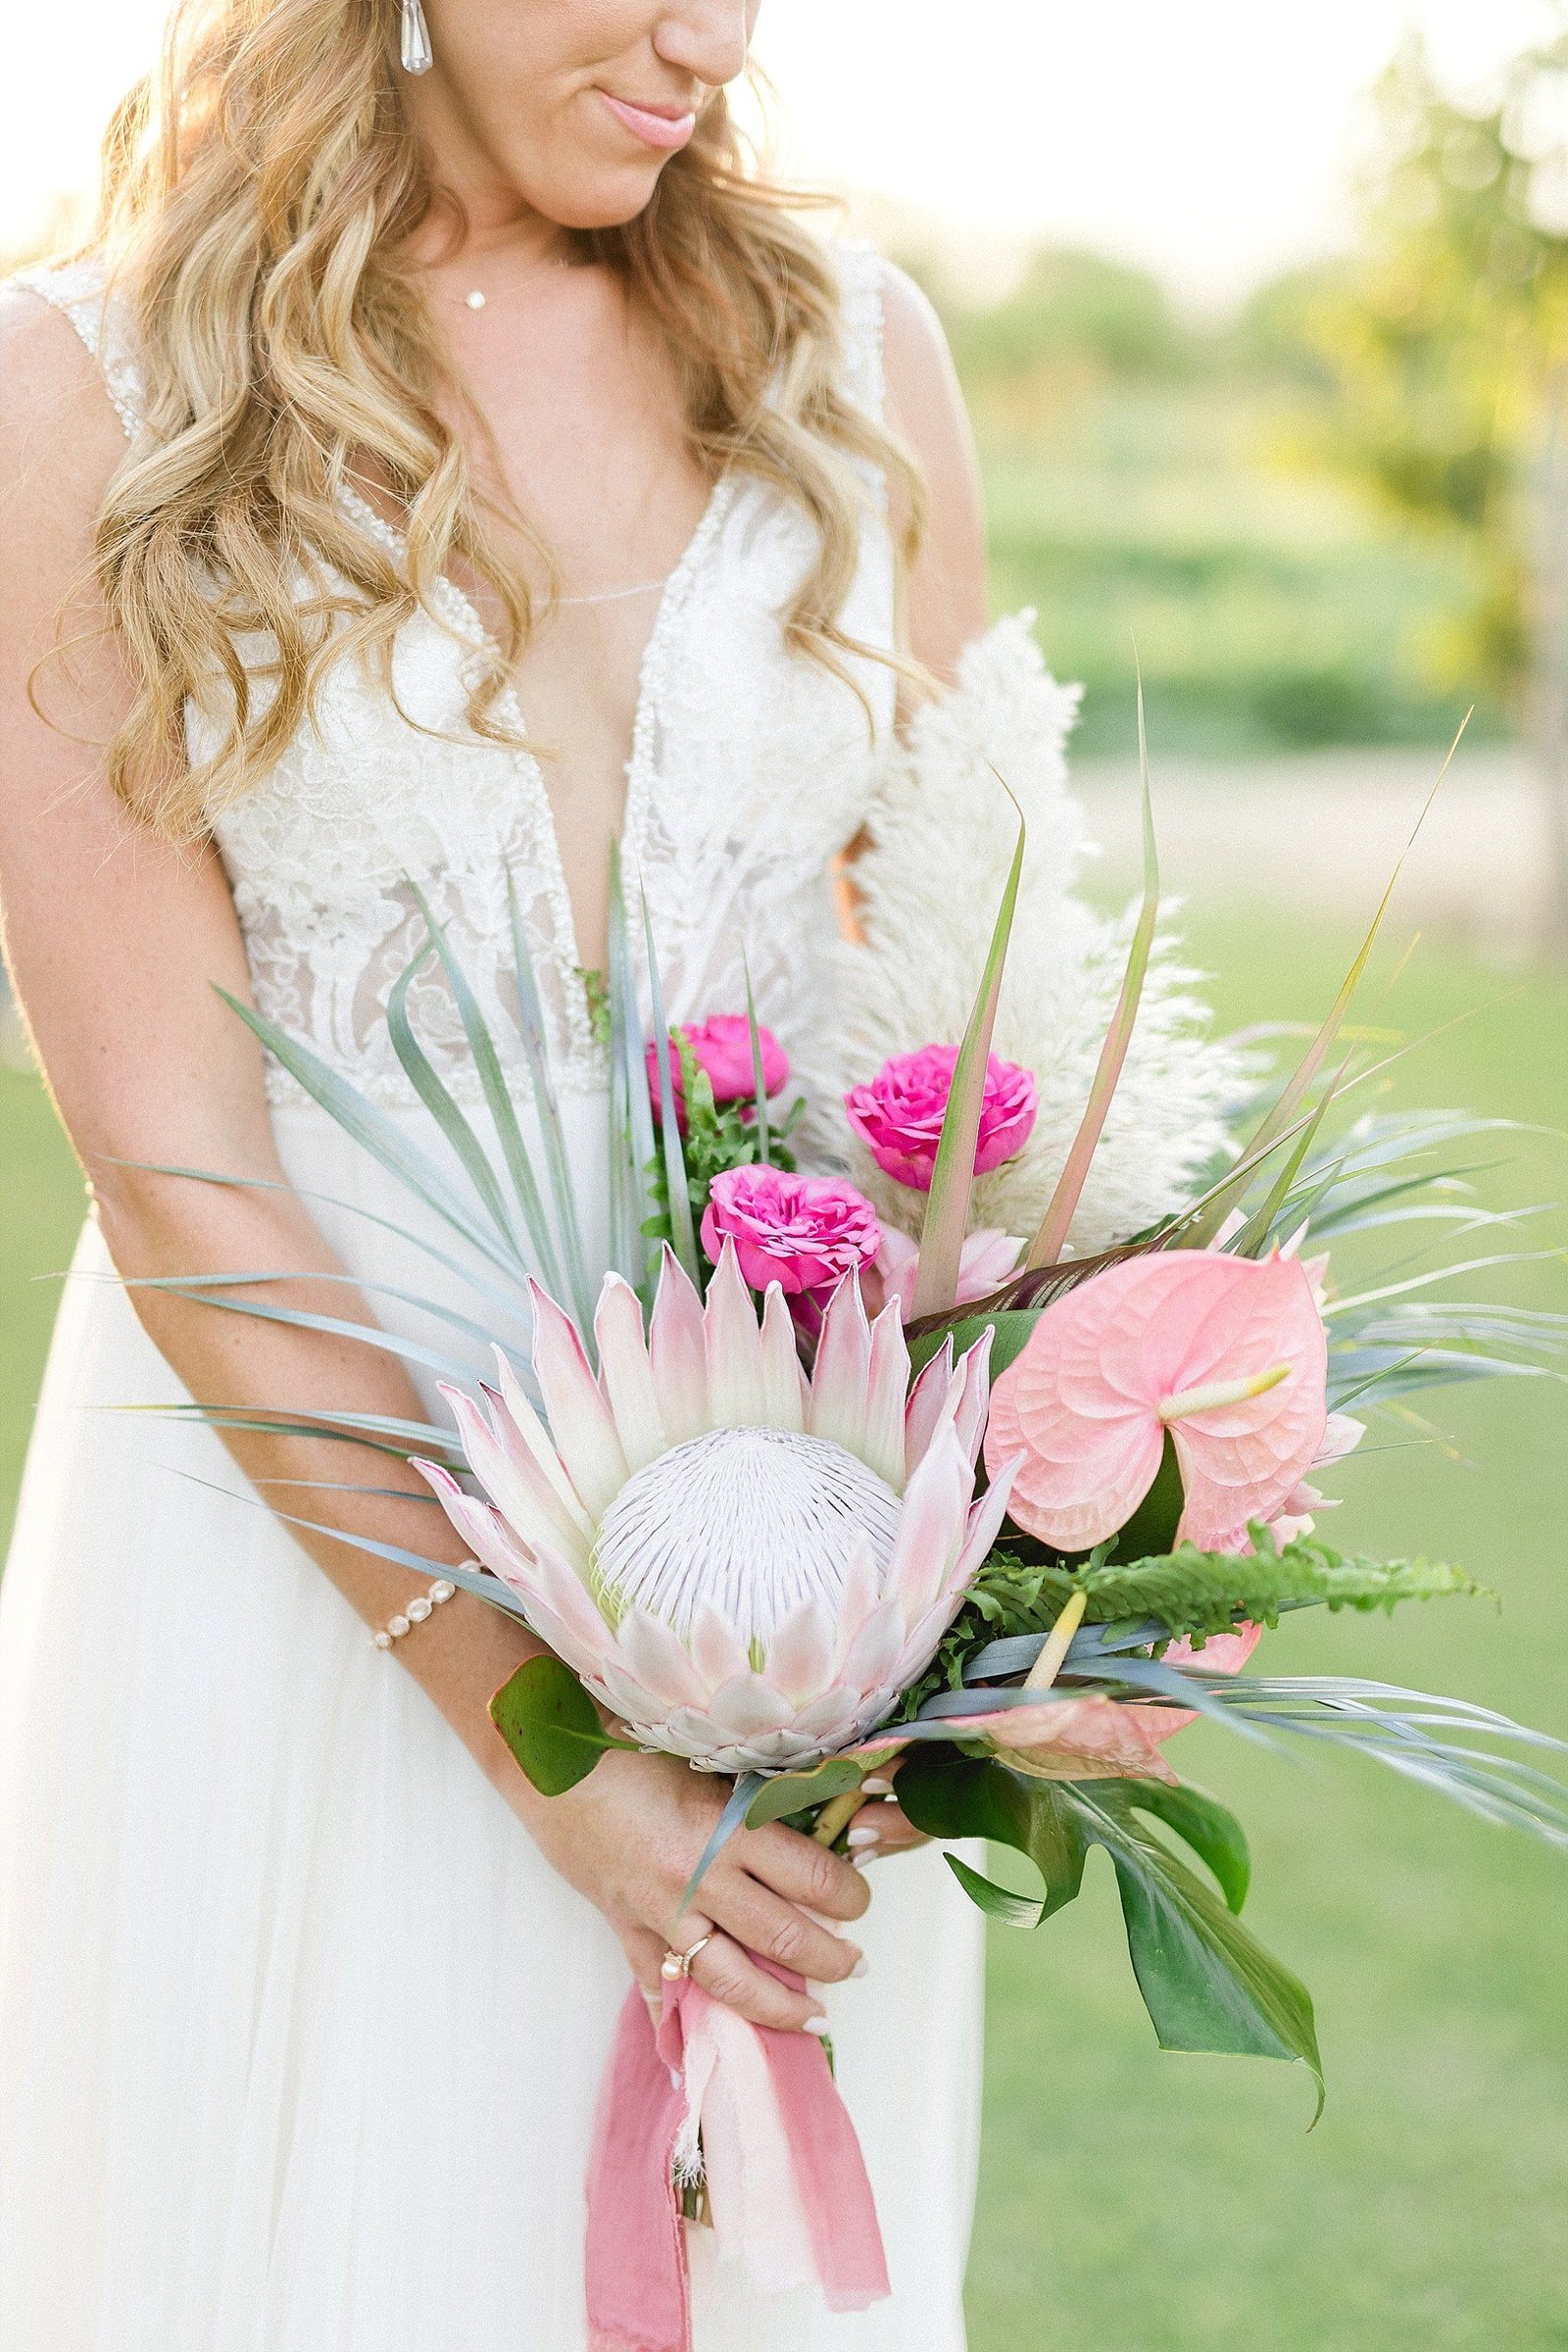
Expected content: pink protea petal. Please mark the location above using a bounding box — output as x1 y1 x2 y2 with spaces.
440 1384 591 1571
760 1596 837 1703
951 1460 1019 1592
704 1239 767 1428
687 1600 752 1693
594 1276 666 1473
861 1304 911 1490
832 1536 884 1667
703 1677 800 1740
612 1608 712 1710
526 1544 626 1668
785 1689 869 1744
416 1459 532 1590
904 1340 956 1480
887 1426 972 1624
840 1595 911 1695
597 1658 675 1729
952 1328 996 1468
490 1347 594 1531
649 1246 710 1446
808 1274 873 1458
759 1283 808 1434
528 1280 629 1518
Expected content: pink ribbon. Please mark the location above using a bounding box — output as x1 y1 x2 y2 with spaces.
585 1961 890 2352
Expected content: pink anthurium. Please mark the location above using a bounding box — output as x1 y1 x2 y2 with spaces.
983 1249 1331 1553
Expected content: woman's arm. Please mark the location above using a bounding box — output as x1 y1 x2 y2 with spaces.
0 288 868 2025
880 263 989 685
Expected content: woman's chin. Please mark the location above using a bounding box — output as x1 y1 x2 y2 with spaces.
515 161 672 235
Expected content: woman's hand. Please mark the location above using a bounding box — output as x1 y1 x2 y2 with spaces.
844 1770 930 1867
506 1744 872 2034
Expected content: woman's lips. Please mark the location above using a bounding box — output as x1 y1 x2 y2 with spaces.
598 91 698 153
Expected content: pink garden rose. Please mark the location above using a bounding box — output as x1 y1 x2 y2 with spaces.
845 1046 1039 1193
647 1016 790 1130
700 1166 881 1299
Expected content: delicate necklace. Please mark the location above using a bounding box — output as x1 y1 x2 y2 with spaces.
458 252 572 313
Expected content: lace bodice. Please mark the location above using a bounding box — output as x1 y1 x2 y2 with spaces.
13 250 897 1157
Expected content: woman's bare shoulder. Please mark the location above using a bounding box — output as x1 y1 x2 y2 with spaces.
0 277 128 525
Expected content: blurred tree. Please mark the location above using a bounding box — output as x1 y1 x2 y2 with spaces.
934 246 1197 388
1309 30 1568 943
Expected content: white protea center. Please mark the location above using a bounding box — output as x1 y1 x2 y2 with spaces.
592 1428 905 1645
422 1242 1019 1776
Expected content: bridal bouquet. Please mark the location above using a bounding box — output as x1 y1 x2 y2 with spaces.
154 624 1566 2350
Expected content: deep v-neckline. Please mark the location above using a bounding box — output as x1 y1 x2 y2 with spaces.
336 470 739 996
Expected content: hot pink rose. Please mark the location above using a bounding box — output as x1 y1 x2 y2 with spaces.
700 1166 882 1298
845 1046 1039 1193
647 1016 790 1129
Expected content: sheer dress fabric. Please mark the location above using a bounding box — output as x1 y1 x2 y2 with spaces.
0 248 984 2350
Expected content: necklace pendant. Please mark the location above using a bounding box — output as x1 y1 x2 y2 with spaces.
465 289 487 313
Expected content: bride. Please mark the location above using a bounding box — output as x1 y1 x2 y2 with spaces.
0 2 998 2346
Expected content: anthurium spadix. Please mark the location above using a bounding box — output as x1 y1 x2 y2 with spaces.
418 1244 1015 1775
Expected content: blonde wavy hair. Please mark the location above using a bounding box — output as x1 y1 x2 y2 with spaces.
78 0 925 838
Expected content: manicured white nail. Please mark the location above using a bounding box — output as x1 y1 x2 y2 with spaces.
848 1824 881 1849
805 2016 831 2036
861 1775 893 1796
851 1956 869 1979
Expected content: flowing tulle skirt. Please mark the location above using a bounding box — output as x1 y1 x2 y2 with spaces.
0 1102 983 2350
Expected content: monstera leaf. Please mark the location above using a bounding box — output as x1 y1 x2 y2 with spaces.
899 1752 1323 2117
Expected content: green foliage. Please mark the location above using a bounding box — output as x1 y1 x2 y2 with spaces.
905 1536 1483 1720
489 1654 632 1796
899 1754 1322 2114
642 1027 799 1260
742 1756 863 1828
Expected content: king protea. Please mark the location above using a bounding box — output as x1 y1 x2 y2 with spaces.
419 1244 1015 1774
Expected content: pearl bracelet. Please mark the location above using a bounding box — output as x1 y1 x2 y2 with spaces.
368 1576 459 1650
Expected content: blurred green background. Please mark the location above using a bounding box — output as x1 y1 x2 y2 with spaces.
3 25 1567 2352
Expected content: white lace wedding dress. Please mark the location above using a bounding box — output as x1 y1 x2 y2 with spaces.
0 250 984 2351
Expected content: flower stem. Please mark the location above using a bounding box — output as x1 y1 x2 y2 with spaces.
812 1748 906 1846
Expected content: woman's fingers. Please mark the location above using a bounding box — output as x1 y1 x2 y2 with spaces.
621 1923 669 2002
737 1819 870 1922
687 1929 829 2034
713 1874 866 1987
847 1797 928 1863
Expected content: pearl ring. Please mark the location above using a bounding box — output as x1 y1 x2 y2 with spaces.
661 1934 713 1983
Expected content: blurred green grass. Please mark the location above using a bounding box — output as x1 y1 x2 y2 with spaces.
968 915 1568 2352
0 920 1564 2349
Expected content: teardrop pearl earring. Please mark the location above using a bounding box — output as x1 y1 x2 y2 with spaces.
400 0 433 74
